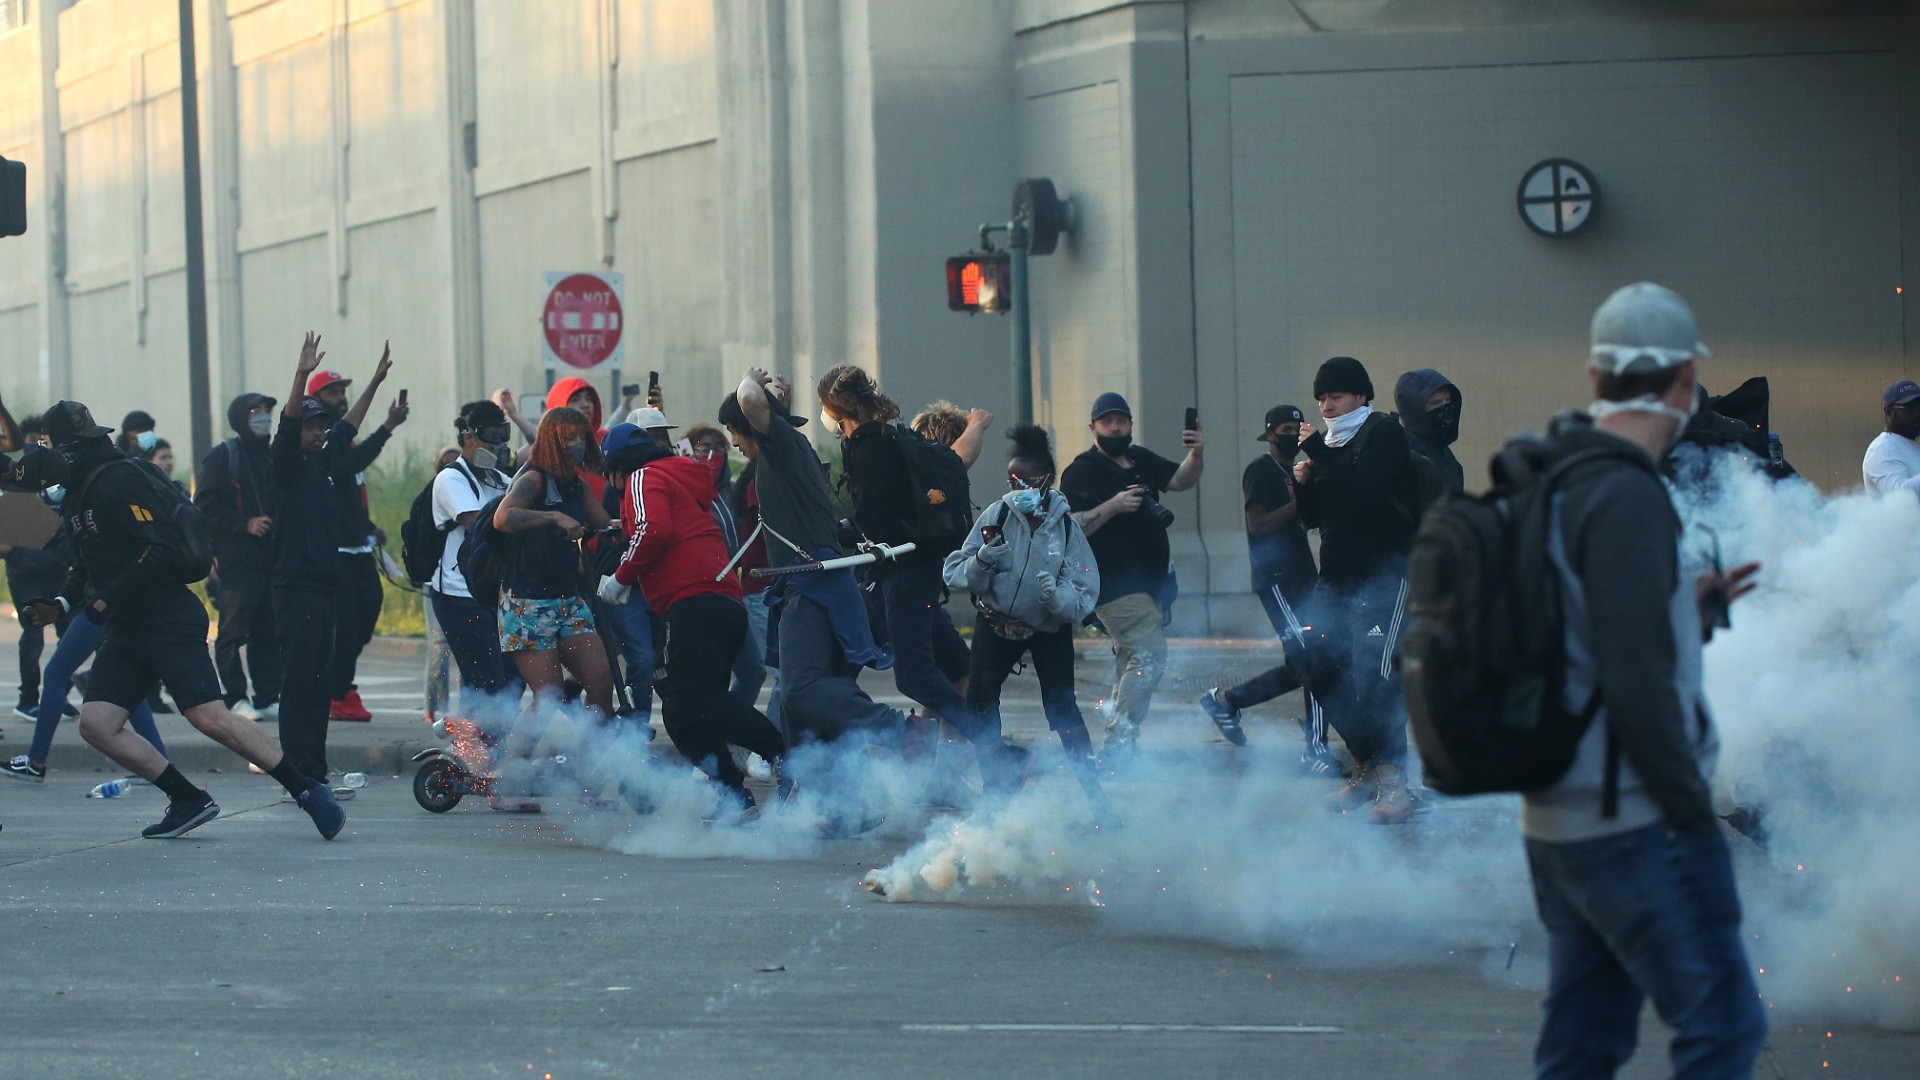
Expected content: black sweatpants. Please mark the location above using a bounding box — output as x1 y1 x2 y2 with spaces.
275 586 337 781
878 560 971 725
657 593 786 792
327 551 383 700
966 618 1088 739
429 590 524 730
1302 575 1408 769
215 570 281 708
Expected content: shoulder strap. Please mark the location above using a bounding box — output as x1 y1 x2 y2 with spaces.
72 458 135 514
451 457 481 497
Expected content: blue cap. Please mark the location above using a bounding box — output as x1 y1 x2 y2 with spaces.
1090 392 1131 422
296 397 332 422
600 423 655 457
1884 380 1920 407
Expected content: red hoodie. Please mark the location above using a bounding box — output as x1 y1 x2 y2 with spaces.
613 455 742 611
545 376 607 503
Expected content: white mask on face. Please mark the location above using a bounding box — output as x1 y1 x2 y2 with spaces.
1322 404 1374 448
1587 390 1698 443
821 409 842 437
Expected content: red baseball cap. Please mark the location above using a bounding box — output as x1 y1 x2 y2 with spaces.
306 370 351 396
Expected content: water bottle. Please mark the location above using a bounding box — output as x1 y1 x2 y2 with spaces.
1767 434 1785 468
340 772 369 790
86 777 140 799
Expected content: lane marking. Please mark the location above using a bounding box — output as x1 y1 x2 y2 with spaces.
901 1023 1342 1036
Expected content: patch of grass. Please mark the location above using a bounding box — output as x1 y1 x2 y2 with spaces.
364 448 434 639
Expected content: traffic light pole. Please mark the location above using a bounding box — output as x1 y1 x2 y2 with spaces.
1008 217 1033 422
178 0 215 471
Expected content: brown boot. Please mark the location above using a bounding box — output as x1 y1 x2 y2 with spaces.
1368 763 1413 824
1325 762 1376 813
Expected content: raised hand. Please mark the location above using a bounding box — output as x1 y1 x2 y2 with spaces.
372 340 393 383
297 332 325 375
491 387 518 414
968 408 994 429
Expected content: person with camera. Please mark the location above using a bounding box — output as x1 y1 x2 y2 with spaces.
1059 392 1204 761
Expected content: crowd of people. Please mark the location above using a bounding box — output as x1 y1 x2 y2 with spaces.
8 279 1920 1076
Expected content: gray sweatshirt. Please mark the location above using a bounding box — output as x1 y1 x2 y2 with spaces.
1522 428 1719 842
943 490 1099 632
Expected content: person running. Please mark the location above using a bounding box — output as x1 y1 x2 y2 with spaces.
1197 404 1336 772
493 406 616 721
1059 392 1205 760
817 365 976 763
428 400 520 726
606 425 786 821
1522 282 1766 1075
945 423 1111 817
722 368 903 831
595 424 663 731
18 396 343 839
685 421 766 711
1293 356 1421 824
195 393 281 721
3 610 168 782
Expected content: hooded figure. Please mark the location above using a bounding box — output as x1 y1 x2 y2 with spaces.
195 393 280 579
1393 368 1464 493
547 376 609 502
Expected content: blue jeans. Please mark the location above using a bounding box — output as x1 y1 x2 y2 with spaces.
604 588 657 720
28 615 165 766
1526 824 1766 1079
742 589 781 735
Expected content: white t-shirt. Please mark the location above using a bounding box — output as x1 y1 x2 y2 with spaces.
430 458 509 597
1862 432 1920 498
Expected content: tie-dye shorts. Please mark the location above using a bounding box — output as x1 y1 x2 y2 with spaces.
498 594 596 653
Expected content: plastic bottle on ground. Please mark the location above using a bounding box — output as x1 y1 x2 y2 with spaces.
86 777 140 799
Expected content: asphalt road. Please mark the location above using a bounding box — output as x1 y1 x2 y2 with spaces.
0 629 1911 1077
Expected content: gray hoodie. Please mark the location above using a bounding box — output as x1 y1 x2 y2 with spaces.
943 489 1099 632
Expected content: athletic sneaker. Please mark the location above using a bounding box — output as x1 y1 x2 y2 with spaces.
329 785 357 801
704 788 760 827
329 690 372 722
295 783 346 839
1198 688 1248 747
4 755 47 782
143 794 220 838
13 701 37 721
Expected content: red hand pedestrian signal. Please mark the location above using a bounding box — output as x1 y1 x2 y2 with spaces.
946 253 1011 314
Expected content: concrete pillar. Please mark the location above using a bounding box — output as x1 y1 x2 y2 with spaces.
202 0 246 407
437 0 484 401
36 1 71 399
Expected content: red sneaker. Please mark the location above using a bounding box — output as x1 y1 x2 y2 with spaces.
329 690 373 722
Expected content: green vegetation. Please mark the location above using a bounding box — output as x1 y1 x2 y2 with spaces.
364 447 434 638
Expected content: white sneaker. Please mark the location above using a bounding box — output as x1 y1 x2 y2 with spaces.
229 702 261 722
744 753 774 784
329 785 357 801
254 703 279 723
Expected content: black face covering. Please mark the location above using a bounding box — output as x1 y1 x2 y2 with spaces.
1269 433 1300 459
1427 400 1462 446
1095 433 1132 458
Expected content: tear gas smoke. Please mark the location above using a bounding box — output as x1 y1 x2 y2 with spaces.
1675 456 1920 1030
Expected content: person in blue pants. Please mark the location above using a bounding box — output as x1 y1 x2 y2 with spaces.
3 614 167 781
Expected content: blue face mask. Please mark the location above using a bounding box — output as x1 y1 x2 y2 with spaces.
567 441 587 466
135 431 158 452
1008 488 1045 516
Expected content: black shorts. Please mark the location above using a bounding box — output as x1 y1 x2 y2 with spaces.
87 589 225 712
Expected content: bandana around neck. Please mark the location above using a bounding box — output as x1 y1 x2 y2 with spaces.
1322 405 1373 448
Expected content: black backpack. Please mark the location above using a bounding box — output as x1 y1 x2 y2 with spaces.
75 458 214 585
1400 421 1653 804
400 461 493 587
458 494 512 606
881 423 972 558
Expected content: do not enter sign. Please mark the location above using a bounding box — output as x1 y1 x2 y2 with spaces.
541 271 625 371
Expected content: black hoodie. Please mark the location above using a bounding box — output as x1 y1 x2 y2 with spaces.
1394 369 1464 493
195 393 278 578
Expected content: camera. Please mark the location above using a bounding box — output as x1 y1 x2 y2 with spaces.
1140 488 1175 529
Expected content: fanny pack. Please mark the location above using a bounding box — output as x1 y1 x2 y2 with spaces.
974 596 1037 641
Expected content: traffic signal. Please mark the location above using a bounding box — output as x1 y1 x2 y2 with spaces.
946 252 1010 314
0 156 25 238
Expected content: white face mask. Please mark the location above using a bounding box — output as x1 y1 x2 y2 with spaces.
1322 404 1374 448
821 409 842 437
1587 391 1698 444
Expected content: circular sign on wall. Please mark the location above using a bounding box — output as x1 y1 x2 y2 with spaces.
1517 159 1598 238
541 271 626 370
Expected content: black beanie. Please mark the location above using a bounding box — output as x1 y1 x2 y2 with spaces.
1313 356 1373 401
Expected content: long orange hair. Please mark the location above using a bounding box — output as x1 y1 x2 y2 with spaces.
528 406 601 483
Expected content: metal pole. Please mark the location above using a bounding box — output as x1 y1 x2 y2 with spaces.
178 0 214 472
1008 218 1033 422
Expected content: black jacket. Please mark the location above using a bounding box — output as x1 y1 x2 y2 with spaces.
329 424 392 550
271 413 354 591
841 421 929 570
1296 412 1419 588
56 440 197 623
1394 369 1464 493
195 393 277 577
